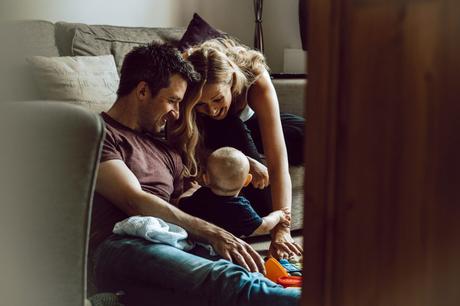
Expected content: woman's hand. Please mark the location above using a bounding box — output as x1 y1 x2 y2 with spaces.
269 223 303 259
208 227 266 274
247 156 269 189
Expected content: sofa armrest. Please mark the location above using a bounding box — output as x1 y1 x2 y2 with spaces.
0 101 105 306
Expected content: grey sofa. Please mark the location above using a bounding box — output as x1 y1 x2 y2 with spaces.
3 19 305 304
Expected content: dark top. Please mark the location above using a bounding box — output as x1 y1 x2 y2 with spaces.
90 112 184 250
178 187 263 237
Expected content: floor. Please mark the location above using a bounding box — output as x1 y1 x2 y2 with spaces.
244 229 303 257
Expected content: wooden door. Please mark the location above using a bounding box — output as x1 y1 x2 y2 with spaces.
303 0 460 305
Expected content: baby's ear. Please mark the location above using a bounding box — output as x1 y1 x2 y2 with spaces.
243 173 253 187
202 172 210 186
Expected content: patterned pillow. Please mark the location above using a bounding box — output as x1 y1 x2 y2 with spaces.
26 55 119 111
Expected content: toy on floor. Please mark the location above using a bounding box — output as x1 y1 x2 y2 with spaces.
264 257 303 288
278 259 302 275
277 276 302 288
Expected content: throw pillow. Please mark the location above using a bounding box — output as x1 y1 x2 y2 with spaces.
26 55 119 110
178 13 226 51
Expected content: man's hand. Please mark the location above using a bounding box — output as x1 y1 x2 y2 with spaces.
208 227 266 274
247 157 269 189
269 224 303 259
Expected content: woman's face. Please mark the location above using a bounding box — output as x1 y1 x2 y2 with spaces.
195 82 232 120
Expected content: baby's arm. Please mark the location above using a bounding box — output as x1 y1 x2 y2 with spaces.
175 181 201 205
252 209 289 235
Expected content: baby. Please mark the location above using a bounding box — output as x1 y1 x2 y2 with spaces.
179 147 290 237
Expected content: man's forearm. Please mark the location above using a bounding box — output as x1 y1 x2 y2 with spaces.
128 190 219 243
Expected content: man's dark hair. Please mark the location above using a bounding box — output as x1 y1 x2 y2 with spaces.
117 42 200 97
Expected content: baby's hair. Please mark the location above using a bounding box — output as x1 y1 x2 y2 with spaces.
206 147 249 194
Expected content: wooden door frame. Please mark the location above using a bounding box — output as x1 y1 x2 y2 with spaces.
302 0 342 304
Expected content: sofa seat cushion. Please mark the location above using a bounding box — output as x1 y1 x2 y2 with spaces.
63 22 185 72
272 78 307 117
26 55 119 112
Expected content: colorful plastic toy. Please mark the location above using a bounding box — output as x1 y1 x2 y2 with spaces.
277 276 302 288
264 257 289 282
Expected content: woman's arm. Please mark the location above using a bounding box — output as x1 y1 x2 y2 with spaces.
247 69 302 258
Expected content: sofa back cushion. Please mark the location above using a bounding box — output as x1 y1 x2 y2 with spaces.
13 20 60 57
3 21 61 101
58 22 185 72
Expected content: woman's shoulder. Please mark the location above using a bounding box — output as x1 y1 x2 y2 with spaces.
231 69 271 117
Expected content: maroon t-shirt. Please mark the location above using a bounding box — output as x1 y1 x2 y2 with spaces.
89 112 184 250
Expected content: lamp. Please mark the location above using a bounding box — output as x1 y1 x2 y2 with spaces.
253 0 264 53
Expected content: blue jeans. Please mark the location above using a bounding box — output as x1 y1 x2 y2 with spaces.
93 235 300 306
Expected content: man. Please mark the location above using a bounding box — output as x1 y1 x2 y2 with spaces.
90 42 300 306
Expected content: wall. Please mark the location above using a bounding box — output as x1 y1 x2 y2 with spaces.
184 0 304 72
1 0 302 72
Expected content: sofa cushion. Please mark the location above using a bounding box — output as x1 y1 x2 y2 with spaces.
11 20 60 57
55 22 80 56
26 55 119 112
63 22 185 72
273 78 307 117
2 20 60 101
178 13 226 51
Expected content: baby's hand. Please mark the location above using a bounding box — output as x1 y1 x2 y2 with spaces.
179 181 201 199
279 208 291 227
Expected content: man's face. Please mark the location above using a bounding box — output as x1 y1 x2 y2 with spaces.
140 74 187 134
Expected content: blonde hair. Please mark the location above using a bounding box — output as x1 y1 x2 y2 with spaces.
168 38 268 178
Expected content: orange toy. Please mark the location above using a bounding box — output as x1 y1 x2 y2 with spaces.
264 257 289 282
277 276 302 288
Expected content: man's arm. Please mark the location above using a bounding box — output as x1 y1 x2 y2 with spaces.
96 159 265 273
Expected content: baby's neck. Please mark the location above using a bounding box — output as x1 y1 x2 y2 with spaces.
209 186 241 197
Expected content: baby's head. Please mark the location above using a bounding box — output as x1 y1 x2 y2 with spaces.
203 147 252 196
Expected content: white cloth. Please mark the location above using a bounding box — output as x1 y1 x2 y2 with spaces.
239 104 255 122
113 216 216 255
113 216 195 250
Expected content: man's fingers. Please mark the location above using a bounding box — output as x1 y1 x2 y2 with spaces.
237 246 260 273
220 249 233 262
231 250 250 272
245 244 266 274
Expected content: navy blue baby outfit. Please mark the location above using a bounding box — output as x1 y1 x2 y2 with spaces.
178 187 263 237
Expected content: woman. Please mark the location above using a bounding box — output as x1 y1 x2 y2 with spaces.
170 38 304 259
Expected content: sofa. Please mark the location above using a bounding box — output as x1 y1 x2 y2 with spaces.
3 19 306 304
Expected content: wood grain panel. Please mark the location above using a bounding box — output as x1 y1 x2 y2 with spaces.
303 0 460 305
